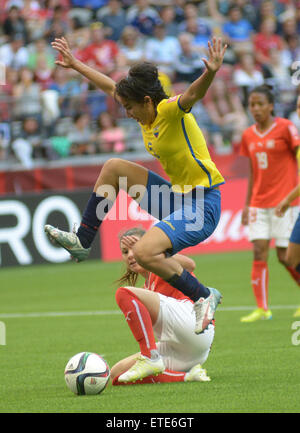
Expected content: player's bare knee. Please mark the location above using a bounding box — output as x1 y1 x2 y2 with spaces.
102 158 124 176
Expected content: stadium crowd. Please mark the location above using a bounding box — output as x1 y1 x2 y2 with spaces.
0 0 300 168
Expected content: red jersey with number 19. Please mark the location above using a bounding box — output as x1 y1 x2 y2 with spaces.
240 117 300 207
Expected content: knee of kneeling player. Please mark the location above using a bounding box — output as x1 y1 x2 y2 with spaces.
115 286 132 307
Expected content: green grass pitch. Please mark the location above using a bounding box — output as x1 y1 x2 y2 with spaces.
1 250 300 413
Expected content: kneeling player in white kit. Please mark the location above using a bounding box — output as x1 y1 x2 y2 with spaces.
110 228 215 385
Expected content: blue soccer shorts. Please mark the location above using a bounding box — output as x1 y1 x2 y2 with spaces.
290 212 300 244
139 170 221 255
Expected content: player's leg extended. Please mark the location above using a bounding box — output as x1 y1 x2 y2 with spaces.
110 354 209 386
241 239 272 322
133 221 222 333
115 286 164 382
112 289 212 384
45 159 149 261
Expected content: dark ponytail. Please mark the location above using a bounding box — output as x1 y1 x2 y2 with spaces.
115 62 168 106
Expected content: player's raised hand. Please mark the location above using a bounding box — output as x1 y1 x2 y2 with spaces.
202 37 227 73
51 37 77 68
121 235 140 249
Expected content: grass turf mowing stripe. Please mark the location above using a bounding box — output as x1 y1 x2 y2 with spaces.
0 304 299 319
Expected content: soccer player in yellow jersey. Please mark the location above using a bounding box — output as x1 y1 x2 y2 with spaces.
46 37 227 348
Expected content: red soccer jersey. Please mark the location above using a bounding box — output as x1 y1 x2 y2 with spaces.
240 117 300 207
143 272 193 303
81 41 119 69
253 33 284 60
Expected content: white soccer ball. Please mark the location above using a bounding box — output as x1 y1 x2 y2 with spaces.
64 352 110 395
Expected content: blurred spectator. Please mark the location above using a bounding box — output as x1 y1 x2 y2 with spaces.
23 2 48 41
44 5 69 43
222 5 253 54
172 0 185 24
12 116 49 168
253 17 285 67
96 112 126 153
203 77 248 149
33 56 55 90
173 32 205 84
159 5 180 37
3 6 29 44
48 67 83 117
84 82 108 121
28 38 56 89
281 34 300 64
206 0 227 24
278 8 298 40
262 47 295 117
12 67 42 120
0 67 19 122
67 113 96 156
233 52 264 106
178 3 212 49
80 22 119 75
232 0 257 28
144 23 180 78
22 0 44 18
0 123 11 161
96 0 127 41
0 34 29 69
116 26 145 73
68 25 92 62
27 38 55 71
254 0 285 31
263 47 292 86
192 100 227 155
126 0 161 36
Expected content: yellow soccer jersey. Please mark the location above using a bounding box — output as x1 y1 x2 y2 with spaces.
140 94 225 193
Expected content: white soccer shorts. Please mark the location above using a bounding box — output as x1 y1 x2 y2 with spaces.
153 293 215 372
248 206 299 247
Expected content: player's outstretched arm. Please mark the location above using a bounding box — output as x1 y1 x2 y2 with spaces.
51 37 116 98
179 37 227 111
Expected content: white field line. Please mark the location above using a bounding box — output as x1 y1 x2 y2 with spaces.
0 305 299 319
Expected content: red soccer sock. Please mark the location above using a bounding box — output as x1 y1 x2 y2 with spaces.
251 261 269 310
115 287 157 358
285 266 300 286
112 370 186 386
